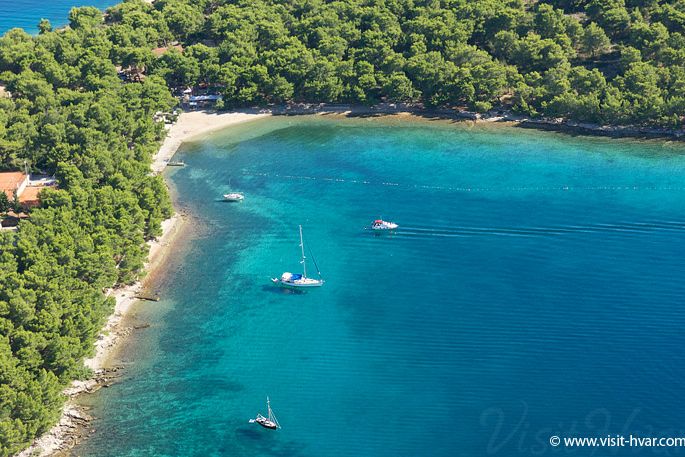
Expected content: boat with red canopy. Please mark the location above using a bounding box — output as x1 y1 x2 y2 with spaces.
371 219 398 230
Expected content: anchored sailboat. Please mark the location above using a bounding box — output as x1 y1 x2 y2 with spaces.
249 397 281 430
271 225 324 288
223 192 244 201
223 178 244 201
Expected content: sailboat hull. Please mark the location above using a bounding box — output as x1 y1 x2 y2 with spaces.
272 278 324 288
251 408 280 430
256 418 278 430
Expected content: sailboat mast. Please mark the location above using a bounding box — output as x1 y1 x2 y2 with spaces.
299 225 307 278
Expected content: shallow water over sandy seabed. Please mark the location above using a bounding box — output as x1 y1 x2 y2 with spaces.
76 117 685 456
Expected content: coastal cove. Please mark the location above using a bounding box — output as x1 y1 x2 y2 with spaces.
4 0 685 454
71 115 685 457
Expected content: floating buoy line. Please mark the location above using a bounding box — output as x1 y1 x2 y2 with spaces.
241 171 685 193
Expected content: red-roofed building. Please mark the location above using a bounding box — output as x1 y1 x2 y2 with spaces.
0 171 55 210
0 171 28 200
18 186 42 208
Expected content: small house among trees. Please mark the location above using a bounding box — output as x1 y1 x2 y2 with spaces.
0 171 56 210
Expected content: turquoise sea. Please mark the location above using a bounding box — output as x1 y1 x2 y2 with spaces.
75 117 685 456
0 1 116 34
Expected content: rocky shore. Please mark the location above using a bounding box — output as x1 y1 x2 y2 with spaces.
14 106 273 457
266 102 685 140
24 367 125 457
15 214 183 457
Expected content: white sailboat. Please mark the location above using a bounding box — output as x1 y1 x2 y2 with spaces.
224 178 244 201
271 225 324 288
249 397 281 430
223 192 244 201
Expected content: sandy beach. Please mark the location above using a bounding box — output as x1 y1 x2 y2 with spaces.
16 110 268 457
152 110 271 173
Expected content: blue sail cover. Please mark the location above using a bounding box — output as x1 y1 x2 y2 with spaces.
290 274 302 280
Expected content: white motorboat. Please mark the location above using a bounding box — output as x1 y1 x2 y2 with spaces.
371 219 398 230
272 225 324 288
249 397 280 430
223 193 244 202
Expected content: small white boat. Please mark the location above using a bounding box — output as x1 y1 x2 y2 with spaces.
272 225 324 288
167 160 186 167
249 397 280 430
371 219 398 230
223 193 244 202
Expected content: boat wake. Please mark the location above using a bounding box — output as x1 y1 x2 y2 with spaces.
390 220 685 239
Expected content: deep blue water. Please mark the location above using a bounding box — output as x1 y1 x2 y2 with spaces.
0 1 116 35
76 117 685 456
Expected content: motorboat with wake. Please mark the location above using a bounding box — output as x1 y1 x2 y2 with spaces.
371 219 398 230
272 225 324 288
249 397 280 430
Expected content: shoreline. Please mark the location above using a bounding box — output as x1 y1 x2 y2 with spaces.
252 103 685 141
17 105 682 456
15 214 185 457
151 103 685 142
16 110 268 457
151 110 271 173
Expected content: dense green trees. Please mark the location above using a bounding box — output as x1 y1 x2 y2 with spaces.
581 23 611 58
0 9 174 455
94 0 683 127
